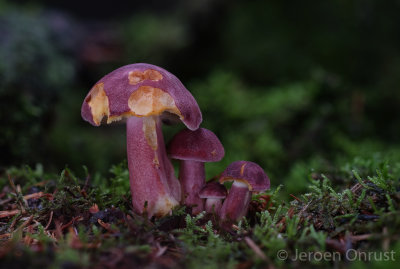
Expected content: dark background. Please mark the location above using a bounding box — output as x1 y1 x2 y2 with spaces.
1 0 400 194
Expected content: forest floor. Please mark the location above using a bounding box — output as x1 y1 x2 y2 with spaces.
1 156 400 269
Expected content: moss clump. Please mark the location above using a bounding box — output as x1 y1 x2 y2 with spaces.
0 155 399 268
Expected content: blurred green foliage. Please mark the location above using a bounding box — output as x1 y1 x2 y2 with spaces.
190 71 318 179
0 4 75 166
121 14 189 63
1 0 400 199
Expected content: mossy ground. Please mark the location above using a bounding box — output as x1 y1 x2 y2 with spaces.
1 156 400 269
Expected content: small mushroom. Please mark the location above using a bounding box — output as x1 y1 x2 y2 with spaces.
199 182 227 214
219 161 270 226
168 128 224 214
81 63 202 218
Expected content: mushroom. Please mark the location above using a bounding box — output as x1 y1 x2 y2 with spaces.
81 63 202 218
219 161 270 225
199 182 227 214
168 128 224 214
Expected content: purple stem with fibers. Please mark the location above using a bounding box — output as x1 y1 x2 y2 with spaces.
179 160 205 214
205 198 223 214
127 116 181 218
219 182 251 225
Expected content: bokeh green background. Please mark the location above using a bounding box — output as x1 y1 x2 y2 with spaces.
1 0 400 195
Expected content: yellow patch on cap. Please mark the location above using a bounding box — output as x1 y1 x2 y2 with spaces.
240 163 247 176
128 86 182 118
86 83 110 125
128 69 163 85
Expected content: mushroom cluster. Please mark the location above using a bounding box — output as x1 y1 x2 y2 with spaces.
168 128 224 214
81 63 270 226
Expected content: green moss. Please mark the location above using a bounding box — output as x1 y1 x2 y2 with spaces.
1 154 400 268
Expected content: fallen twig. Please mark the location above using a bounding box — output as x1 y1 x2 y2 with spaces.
244 236 267 261
0 209 20 219
45 211 54 230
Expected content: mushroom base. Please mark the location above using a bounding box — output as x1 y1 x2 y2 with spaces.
127 116 181 218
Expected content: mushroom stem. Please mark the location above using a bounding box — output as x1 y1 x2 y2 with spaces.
204 198 223 214
179 160 205 214
127 116 181 218
219 181 252 226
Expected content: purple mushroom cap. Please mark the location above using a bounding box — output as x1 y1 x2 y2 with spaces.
219 161 270 192
199 182 227 199
168 128 225 162
81 63 202 130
